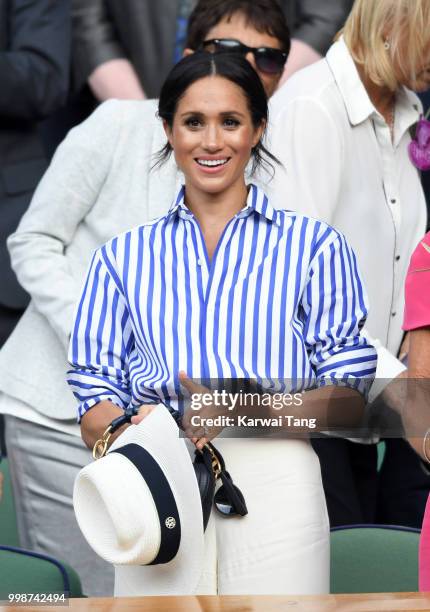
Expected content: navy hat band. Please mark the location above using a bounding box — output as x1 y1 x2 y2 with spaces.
111 443 181 564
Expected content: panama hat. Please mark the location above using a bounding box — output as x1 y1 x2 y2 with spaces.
73 404 205 595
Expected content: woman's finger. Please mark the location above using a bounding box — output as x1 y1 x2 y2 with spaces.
178 370 208 395
138 404 156 416
130 404 156 425
195 437 208 451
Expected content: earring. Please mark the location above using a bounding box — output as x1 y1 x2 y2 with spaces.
384 39 390 50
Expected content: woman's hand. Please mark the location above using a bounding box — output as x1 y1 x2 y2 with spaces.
81 401 157 451
401 328 430 461
81 400 125 450
179 372 227 450
88 59 146 101
130 404 156 425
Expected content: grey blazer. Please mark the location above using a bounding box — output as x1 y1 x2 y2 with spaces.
0 100 181 419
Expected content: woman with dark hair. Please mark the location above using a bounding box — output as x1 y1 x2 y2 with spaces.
0 2 292 596
68 52 376 595
183 0 291 97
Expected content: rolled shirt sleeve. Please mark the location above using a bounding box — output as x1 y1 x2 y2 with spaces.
67 241 134 421
301 230 377 398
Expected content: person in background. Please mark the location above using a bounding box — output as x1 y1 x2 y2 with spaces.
279 0 354 83
71 0 354 102
399 232 430 590
0 0 70 347
183 0 290 98
0 0 291 596
268 0 430 528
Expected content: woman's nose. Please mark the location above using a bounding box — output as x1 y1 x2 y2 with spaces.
202 125 223 151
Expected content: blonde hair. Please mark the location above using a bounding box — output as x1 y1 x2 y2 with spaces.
338 0 430 91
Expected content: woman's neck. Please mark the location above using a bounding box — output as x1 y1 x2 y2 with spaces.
184 181 249 262
355 61 396 122
185 181 249 230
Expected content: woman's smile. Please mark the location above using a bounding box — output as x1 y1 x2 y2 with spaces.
194 156 231 173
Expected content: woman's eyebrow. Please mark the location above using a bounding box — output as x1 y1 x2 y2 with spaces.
179 110 246 118
219 111 246 118
179 111 205 117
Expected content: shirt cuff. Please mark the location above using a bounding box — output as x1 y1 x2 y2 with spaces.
77 395 125 423
317 374 373 402
367 344 406 403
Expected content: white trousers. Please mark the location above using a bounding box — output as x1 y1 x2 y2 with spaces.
115 437 330 596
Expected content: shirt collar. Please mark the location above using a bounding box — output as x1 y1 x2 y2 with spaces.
167 185 192 219
394 87 422 144
326 37 421 132
167 184 280 226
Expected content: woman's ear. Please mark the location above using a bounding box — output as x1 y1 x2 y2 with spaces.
182 48 194 57
253 119 266 148
163 120 173 148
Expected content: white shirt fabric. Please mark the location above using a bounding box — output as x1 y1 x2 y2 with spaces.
266 37 426 401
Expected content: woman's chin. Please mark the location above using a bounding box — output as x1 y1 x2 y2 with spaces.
185 174 236 196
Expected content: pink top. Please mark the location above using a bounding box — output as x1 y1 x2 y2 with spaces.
420 496 430 591
403 232 430 331
403 232 430 591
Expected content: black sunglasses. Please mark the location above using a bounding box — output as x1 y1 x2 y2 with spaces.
202 38 287 74
214 469 248 516
206 442 248 517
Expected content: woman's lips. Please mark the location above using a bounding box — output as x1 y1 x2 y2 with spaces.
194 157 231 174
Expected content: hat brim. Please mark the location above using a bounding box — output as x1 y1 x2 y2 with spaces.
73 405 205 595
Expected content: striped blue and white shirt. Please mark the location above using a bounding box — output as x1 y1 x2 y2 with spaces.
67 185 377 420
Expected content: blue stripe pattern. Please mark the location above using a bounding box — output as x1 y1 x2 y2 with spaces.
67 185 377 420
